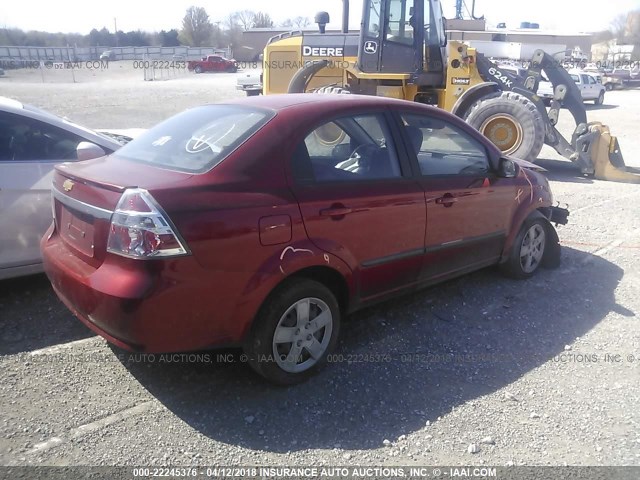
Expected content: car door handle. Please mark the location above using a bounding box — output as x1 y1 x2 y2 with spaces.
320 206 353 217
435 194 457 207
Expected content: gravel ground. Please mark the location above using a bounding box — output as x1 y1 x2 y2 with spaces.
0 64 639 469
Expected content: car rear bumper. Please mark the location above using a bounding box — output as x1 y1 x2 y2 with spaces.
236 85 262 91
41 228 241 353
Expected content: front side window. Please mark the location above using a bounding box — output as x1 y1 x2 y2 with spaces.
117 105 272 173
293 114 402 183
401 113 489 176
0 112 86 162
366 0 383 37
386 0 415 45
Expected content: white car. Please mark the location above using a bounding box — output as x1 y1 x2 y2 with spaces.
236 71 263 96
0 97 134 280
537 70 606 105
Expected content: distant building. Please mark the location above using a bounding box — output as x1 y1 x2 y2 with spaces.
591 41 637 63
236 21 593 63
446 29 593 60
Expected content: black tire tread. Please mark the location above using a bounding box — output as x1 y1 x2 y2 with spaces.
312 85 351 95
464 91 546 162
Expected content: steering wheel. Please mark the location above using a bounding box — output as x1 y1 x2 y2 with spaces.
347 144 379 172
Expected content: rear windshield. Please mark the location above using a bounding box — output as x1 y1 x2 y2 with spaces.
116 105 272 173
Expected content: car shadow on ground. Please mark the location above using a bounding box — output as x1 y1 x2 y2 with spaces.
0 273 94 356
118 246 632 452
584 104 618 111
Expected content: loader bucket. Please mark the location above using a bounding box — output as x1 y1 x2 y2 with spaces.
589 123 640 184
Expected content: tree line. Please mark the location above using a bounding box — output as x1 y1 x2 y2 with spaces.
0 6 312 48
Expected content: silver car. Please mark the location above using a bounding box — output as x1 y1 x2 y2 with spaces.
0 97 126 280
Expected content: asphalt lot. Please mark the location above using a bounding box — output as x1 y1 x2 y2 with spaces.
0 63 639 468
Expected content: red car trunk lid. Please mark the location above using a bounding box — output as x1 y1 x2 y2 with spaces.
52 157 192 266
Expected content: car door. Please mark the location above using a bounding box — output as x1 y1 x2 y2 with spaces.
0 112 89 273
210 56 224 72
397 112 518 282
570 74 585 100
587 75 600 98
579 74 594 100
289 112 427 301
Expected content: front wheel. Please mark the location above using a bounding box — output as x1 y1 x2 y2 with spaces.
595 91 605 105
194 65 203 74
501 218 548 279
244 279 341 385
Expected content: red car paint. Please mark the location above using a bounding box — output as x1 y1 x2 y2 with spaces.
187 55 237 73
41 94 556 353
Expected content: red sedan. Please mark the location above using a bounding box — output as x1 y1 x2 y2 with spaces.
41 94 568 384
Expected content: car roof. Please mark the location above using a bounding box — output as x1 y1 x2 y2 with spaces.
0 96 122 150
220 93 422 111
0 96 25 110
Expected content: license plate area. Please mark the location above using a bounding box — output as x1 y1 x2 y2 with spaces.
60 205 95 257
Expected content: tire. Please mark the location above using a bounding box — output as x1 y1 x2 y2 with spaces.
244 279 341 385
194 65 203 74
312 85 351 94
500 216 548 279
595 91 605 106
465 92 546 162
605 83 613 91
246 90 260 97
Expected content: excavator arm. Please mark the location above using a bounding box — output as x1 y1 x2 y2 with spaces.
475 49 640 183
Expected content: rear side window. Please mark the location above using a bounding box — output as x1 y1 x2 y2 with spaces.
293 113 402 183
117 105 272 173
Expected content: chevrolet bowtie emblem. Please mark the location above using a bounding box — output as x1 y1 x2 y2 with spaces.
62 179 74 192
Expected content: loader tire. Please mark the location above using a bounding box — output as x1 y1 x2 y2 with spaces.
465 92 545 162
312 85 351 94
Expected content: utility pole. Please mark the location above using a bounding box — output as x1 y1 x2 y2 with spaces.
114 18 118 46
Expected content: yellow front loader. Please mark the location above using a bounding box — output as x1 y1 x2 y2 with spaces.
260 0 640 183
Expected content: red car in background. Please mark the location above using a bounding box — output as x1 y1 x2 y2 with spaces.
41 94 568 385
187 55 237 74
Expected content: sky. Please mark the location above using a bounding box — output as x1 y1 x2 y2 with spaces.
1 0 639 35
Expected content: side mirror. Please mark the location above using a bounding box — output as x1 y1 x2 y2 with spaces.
77 142 106 161
498 157 518 178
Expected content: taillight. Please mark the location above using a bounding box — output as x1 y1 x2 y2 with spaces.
107 188 190 259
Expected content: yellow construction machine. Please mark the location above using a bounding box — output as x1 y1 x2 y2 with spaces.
260 0 639 182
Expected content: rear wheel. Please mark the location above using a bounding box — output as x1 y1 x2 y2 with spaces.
501 217 548 279
465 92 545 162
244 279 341 385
